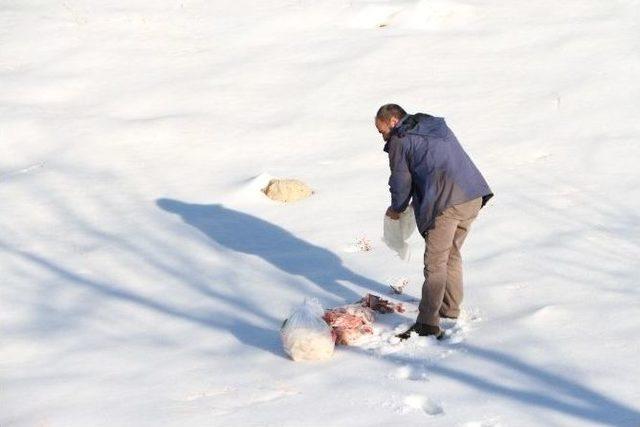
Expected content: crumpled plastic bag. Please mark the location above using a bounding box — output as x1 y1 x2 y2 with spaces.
382 206 417 260
280 298 335 361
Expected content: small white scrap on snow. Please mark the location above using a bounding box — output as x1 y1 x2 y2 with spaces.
389 278 409 294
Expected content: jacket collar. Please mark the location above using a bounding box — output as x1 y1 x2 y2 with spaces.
382 114 410 152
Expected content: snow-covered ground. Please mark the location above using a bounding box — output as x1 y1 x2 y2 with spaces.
2 0 639 425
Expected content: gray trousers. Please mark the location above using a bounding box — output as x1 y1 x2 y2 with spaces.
417 197 482 326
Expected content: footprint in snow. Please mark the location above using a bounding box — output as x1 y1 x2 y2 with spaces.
389 364 429 381
403 394 444 416
439 308 483 343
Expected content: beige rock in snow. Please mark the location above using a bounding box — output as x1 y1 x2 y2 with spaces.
263 179 313 202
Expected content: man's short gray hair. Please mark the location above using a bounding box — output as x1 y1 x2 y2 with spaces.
376 104 407 122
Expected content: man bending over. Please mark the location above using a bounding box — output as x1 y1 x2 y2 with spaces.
375 104 493 340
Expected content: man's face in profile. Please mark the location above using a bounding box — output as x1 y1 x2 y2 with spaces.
375 117 399 142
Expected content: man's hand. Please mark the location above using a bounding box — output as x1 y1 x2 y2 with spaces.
386 207 400 220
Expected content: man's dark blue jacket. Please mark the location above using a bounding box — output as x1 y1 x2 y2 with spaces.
384 113 493 236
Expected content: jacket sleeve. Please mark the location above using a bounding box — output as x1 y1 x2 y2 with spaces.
387 136 412 212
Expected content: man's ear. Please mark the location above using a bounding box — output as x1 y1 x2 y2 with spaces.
389 117 399 127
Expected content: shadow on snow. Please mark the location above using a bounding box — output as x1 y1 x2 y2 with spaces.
156 198 389 303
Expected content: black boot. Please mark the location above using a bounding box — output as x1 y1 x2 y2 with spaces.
396 322 444 340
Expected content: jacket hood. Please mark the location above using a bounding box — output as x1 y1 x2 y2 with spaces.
383 113 446 152
396 113 446 138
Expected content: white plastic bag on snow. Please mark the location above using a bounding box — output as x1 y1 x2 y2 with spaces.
280 298 335 361
382 206 417 260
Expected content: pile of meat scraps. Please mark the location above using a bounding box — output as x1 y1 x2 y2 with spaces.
360 293 405 314
322 293 405 345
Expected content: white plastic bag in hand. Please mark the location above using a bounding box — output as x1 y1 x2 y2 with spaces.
280 298 335 361
382 206 417 260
